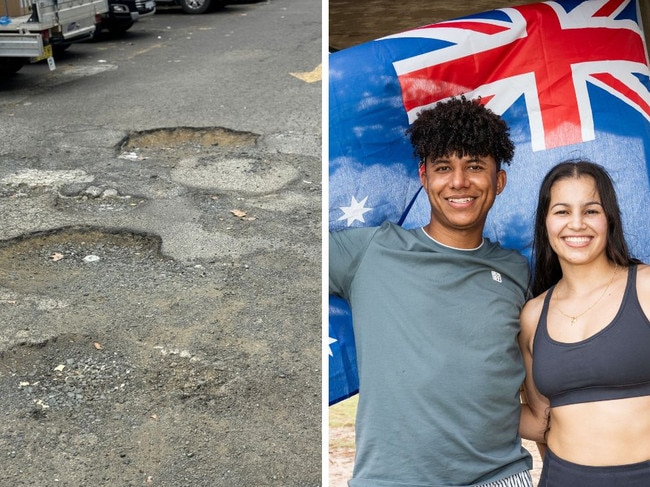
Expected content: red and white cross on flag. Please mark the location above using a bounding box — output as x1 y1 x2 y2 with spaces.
389 0 650 151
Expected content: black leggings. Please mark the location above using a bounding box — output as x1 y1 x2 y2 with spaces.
539 448 650 487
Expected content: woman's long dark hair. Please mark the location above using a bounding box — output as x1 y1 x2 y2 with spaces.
530 160 641 297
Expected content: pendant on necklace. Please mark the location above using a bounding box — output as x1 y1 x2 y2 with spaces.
570 317 577 325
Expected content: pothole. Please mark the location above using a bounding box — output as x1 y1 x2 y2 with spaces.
0 226 163 266
122 126 259 150
0 333 139 412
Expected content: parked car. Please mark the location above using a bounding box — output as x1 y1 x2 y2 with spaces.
155 0 224 15
96 0 155 36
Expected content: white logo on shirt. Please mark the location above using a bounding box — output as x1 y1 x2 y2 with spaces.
491 271 502 283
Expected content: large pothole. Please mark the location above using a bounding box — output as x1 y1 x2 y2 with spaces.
121 126 259 150
0 226 163 265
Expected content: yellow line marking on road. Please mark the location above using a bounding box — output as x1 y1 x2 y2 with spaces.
126 43 164 60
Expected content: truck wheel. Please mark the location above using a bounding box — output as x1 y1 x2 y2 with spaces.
52 43 71 58
180 0 211 14
0 58 27 75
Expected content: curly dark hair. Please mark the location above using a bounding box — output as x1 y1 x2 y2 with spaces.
406 95 514 170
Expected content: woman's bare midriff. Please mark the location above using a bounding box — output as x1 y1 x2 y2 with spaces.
547 395 650 465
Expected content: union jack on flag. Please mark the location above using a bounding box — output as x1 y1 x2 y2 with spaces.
328 0 650 405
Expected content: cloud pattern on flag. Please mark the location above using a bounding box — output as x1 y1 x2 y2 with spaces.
328 0 650 405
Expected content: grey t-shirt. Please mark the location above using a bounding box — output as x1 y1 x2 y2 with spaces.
330 222 532 487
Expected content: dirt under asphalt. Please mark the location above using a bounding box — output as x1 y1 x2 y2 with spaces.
0 127 321 486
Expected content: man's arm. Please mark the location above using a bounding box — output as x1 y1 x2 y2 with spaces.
329 227 376 297
518 297 551 451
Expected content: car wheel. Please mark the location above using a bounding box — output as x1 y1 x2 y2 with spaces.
180 0 211 14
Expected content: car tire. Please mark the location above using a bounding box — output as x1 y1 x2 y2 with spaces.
180 0 211 14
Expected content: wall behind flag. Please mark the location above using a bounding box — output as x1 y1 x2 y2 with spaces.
641 2 650 48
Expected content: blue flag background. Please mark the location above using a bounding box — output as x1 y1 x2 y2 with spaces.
328 0 650 405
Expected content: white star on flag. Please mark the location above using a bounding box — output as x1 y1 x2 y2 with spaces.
328 336 337 357
338 195 372 226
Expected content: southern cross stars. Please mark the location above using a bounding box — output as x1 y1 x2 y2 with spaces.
338 195 372 226
328 336 337 357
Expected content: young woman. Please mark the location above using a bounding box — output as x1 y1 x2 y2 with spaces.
519 160 650 486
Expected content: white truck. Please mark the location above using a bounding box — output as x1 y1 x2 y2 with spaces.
0 0 108 74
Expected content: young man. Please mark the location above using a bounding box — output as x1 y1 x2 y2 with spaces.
330 96 533 487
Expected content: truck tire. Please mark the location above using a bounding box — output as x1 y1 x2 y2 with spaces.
180 0 212 14
52 43 71 58
0 58 27 75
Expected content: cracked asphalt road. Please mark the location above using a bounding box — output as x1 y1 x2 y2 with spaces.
0 0 321 485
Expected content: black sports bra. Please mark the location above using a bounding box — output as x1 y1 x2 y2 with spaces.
532 265 650 407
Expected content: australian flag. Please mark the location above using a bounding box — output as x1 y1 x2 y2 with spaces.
328 0 650 405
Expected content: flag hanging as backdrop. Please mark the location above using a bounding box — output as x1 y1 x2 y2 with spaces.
328 0 650 406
